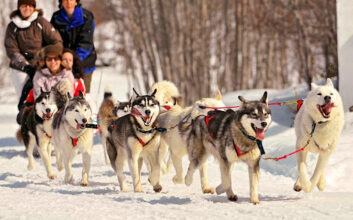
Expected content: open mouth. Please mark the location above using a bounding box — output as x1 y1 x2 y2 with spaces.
75 119 86 130
42 113 52 120
141 115 152 126
251 123 265 140
317 103 334 119
162 105 171 111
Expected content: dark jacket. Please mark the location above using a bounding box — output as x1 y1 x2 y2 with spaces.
51 7 97 74
4 9 63 71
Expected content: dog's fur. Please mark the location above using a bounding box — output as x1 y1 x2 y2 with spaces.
16 89 57 179
293 78 344 193
157 89 225 194
52 89 93 186
98 86 130 165
106 89 163 192
179 92 271 204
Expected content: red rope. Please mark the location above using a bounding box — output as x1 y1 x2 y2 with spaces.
265 147 305 161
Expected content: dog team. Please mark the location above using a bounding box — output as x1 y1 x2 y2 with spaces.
16 78 344 204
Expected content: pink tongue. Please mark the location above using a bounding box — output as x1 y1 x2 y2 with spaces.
322 103 334 115
143 116 150 123
256 128 265 140
163 105 171 111
76 123 81 129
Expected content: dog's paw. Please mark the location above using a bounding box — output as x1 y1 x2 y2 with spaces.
203 187 215 194
48 173 56 180
56 163 64 171
184 175 193 186
299 178 312 193
153 184 162 193
215 184 227 195
227 194 238 202
317 176 326 191
64 175 73 184
80 181 89 187
293 184 302 192
251 199 260 205
121 187 129 192
27 163 35 171
172 175 184 184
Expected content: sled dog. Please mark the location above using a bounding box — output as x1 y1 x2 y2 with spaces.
106 89 163 192
98 86 130 164
52 91 94 186
293 78 344 193
16 89 57 179
179 92 271 203
157 89 225 194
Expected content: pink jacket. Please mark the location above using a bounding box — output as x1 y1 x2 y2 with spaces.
33 67 74 99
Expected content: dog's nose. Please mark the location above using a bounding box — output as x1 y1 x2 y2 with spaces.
46 108 51 114
324 96 331 103
145 110 151 115
82 118 87 123
261 122 267 128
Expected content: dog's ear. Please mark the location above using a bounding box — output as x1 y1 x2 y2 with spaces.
311 82 318 90
238 96 248 104
326 78 334 87
67 92 72 100
40 87 44 94
78 90 84 98
151 88 157 97
133 88 140 97
260 91 268 104
214 89 222 101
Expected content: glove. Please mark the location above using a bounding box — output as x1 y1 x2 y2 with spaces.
23 65 36 79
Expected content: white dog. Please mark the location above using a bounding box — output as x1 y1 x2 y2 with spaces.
293 78 344 193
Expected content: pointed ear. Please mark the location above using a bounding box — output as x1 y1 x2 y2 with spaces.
260 91 268 104
40 87 44 94
326 78 334 87
67 92 72 100
214 89 222 101
151 88 157 97
133 88 140 97
311 83 318 90
238 96 248 104
78 90 84 98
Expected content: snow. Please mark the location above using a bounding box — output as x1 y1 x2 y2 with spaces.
1 68 353 219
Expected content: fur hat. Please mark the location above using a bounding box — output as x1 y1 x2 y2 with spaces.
44 45 63 57
18 0 36 9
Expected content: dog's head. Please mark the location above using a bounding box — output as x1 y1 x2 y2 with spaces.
131 88 160 128
305 78 343 122
113 101 131 118
64 91 92 130
151 81 182 112
191 90 224 119
237 91 272 140
35 88 57 120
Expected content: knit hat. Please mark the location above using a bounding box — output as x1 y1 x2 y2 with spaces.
18 0 36 9
44 45 63 57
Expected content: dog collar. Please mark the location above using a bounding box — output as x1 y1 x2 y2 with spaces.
240 130 265 155
310 121 328 137
136 127 167 134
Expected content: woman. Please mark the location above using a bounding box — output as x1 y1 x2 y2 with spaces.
5 0 63 104
62 48 86 96
33 45 74 99
51 0 97 93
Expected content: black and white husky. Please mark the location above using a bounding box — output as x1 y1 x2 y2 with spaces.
16 89 57 179
179 92 271 204
106 89 163 192
52 91 93 186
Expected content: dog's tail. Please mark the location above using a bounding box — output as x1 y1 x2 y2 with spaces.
16 128 23 143
103 85 113 100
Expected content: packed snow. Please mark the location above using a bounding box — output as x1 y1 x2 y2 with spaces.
0 68 353 219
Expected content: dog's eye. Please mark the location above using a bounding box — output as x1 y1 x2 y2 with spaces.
317 93 322 96
250 113 257 117
139 104 144 107
150 104 155 107
84 109 87 112
330 93 333 95
264 113 268 117
75 109 79 112
41 102 45 105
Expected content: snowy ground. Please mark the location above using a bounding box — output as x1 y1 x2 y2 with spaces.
1 68 353 219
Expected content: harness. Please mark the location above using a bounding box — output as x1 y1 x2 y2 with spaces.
134 127 167 147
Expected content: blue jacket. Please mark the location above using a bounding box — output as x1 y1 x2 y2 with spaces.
51 7 96 74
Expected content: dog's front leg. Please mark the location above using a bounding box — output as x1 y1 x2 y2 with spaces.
158 137 169 175
294 143 310 192
216 160 237 201
26 136 36 171
38 138 56 179
248 159 260 204
199 162 214 194
63 149 76 184
81 148 92 186
146 152 162 192
127 147 143 192
310 150 332 192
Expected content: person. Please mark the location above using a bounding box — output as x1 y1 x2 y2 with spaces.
4 0 63 110
51 0 97 93
62 48 86 96
32 45 74 99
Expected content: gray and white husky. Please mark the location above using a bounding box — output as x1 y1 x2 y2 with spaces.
16 89 57 179
106 89 163 192
179 92 271 204
52 90 93 186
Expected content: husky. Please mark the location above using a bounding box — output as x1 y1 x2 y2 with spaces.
293 78 344 193
98 86 130 165
157 89 225 194
16 89 57 179
106 89 163 192
150 80 182 112
52 91 94 186
179 92 271 204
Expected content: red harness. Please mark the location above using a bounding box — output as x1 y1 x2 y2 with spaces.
205 114 244 157
71 138 78 147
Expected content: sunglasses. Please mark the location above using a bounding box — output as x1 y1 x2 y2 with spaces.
45 56 61 62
